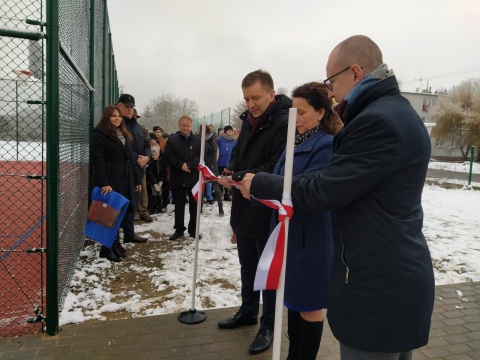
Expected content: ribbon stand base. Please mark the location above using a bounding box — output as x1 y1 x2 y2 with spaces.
178 308 206 324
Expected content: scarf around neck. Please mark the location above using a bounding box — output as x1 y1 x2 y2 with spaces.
334 63 394 121
247 99 276 133
222 133 234 141
294 125 323 148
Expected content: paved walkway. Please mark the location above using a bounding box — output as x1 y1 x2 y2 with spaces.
1 282 479 360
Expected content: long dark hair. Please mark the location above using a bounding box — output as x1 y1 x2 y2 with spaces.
292 82 343 135
95 105 133 142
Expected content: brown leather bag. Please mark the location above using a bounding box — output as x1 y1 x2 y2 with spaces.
87 200 120 228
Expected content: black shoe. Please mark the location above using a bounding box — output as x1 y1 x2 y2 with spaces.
189 233 202 239
207 200 213 205
219 210 224 217
112 241 127 258
169 231 184 240
124 236 148 243
99 246 121 262
249 329 274 355
139 214 153 222
217 312 258 329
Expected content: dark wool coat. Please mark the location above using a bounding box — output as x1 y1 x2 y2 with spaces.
164 132 201 188
90 128 142 211
123 116 151 159
251 76 434 353
228 94 291 238
204 133 219 175
272 130 334 312
146 157 166 186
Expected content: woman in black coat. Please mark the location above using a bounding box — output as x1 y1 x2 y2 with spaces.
90 105 142 261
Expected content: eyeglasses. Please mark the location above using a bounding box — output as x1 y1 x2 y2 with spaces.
323 66 351 91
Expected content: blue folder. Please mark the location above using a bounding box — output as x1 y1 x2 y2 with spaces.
84 187 130 248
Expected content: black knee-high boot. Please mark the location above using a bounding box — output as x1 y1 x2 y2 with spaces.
298 316 324 360
286 309 301 360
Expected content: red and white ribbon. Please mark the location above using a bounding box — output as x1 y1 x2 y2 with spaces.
192 161 243 201
253 193 294 291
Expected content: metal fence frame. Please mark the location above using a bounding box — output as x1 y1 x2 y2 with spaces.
0 0 118 336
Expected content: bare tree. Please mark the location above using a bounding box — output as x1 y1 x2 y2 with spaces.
230 100 247 130
432 78 480 161
142 93 199 134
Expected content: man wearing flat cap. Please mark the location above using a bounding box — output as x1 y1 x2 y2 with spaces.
117 94 153 231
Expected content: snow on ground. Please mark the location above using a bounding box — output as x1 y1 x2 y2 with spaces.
59 183 480 326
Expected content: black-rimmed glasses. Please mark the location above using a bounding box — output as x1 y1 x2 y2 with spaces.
323 66 351 91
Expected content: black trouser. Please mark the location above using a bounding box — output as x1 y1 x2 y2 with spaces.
236 233 276 331
171 187 197 235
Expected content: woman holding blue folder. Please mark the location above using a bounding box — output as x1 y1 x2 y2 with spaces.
90 105 142 261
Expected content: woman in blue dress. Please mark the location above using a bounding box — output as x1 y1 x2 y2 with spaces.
273 82 343 359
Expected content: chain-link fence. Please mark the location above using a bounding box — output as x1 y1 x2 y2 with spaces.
194 108 231 133
0 0 118 336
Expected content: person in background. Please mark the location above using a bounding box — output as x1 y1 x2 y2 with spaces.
90 105 142 261
153 125 170 210
217 127 224 137
149 132 161 154
242 35 434 360
200 124 224 217
275 82 342 359
116 94 150 241
217 69 291 355
217 125 237 202
118 95 153 225
146 147 166 214
164 115 201 240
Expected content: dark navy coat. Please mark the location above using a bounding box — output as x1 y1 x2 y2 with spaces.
251 76 434 353
273 130 334 312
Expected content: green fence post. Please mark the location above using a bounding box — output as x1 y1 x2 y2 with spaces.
102 0 108 108
228 107 231 125
468 146 475 185
88 0 96 197
46 0 60 336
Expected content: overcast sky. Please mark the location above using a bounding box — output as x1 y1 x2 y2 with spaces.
108 0 480 118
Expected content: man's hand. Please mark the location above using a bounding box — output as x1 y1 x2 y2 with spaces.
181 163 190 173
137 155 149 168
217 175 233 189
241 173 255 199
135 185 142 192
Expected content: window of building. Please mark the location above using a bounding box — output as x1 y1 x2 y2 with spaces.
435 138 444 147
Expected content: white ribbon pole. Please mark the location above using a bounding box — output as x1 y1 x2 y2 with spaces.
190 121 206 309
272 108 296 359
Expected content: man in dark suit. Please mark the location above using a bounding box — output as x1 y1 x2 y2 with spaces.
217 69 291 355
164 115 201 240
